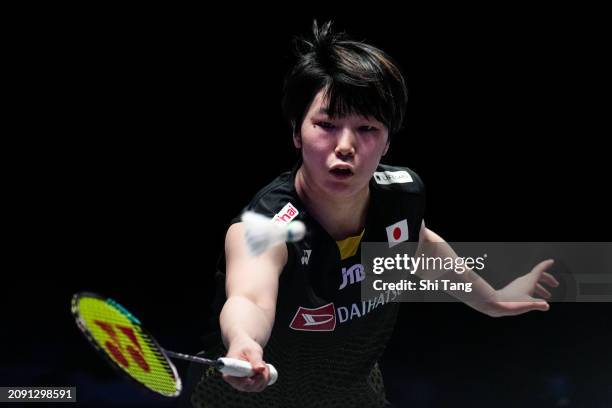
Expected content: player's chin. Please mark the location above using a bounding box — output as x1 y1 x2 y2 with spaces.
324 177 366 195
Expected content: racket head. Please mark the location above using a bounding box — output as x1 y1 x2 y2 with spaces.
71 292 181 397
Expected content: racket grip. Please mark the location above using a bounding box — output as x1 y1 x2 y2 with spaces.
217 357 278 385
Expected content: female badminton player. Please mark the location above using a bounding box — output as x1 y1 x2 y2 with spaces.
188 21 559 408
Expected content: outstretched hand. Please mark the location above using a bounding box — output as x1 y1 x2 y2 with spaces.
489 259 560 317
222 335 272 392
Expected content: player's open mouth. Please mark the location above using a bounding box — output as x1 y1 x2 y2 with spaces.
329 167 354 178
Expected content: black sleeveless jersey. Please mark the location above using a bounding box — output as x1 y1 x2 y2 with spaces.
191 163 425 408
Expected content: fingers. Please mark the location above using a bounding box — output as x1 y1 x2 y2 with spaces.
539 271 560 288
519 259 555 289
533 259 555 276
221 345 270 392
223 369 269 392
532 260 559 295
244 347 271 389
245 358 270 392
535 261 559 300
534 283 552 299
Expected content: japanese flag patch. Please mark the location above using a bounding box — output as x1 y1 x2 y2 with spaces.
386 219 409 247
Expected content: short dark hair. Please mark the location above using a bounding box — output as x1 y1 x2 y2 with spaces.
282 20 408 139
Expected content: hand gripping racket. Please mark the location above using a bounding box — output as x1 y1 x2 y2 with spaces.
71 292 278 397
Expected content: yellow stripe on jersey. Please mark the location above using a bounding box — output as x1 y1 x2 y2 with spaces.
336 229 365 260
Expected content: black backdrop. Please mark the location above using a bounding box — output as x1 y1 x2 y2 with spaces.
3 9 611 408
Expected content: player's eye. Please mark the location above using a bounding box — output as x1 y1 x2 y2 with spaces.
316 121 336 130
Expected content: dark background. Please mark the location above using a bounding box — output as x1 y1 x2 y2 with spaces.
3 7 611 408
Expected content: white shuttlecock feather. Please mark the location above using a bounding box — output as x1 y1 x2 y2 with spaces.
241 211 306 256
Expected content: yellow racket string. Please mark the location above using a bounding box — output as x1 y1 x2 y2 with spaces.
75 296 179 396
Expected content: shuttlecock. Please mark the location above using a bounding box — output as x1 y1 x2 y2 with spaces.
241 211 306 256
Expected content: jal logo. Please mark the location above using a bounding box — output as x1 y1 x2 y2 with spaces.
373 170 413 185
386 219 409 248
273 202 299 224
289 303 336 331
339 263 365 290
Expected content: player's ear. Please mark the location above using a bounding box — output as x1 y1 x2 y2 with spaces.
382 138 390 156
293 123 302 149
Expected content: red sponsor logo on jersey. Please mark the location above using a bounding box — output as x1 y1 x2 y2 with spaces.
289 303 336 331
273 202 299 224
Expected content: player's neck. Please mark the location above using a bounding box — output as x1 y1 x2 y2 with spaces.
295 166 369 241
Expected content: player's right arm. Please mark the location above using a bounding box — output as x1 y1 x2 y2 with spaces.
219 222 287 392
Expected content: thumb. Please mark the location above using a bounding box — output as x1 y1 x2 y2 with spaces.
529 300 550 312
502 299 550 316
244 348 266 374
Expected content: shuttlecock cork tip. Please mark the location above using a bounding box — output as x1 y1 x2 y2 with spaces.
286 220 306 242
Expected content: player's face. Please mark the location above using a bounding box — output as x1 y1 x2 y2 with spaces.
296 89 390 196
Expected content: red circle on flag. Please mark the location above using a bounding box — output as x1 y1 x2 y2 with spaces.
393 227 401 240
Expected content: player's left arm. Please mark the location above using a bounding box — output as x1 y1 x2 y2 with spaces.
416 221 560 317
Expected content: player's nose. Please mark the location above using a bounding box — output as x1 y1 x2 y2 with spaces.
335 129 356 158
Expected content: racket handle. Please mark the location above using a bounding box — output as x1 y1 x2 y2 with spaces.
217 357 278 385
